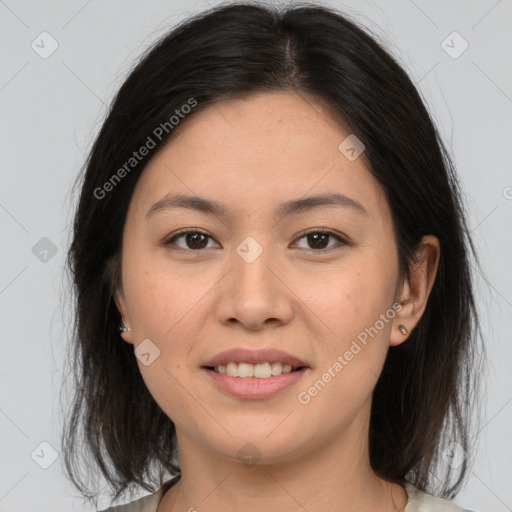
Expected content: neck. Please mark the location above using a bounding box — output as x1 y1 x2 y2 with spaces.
158 409 407 512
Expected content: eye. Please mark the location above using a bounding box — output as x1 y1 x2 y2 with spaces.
164 229 219 251
292 229 348 252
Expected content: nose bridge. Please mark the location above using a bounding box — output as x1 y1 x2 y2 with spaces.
233 234 276 302
215 234 293 328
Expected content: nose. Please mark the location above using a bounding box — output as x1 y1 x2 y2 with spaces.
214 242 294 331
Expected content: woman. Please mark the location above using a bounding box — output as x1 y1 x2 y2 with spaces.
62 2 484 511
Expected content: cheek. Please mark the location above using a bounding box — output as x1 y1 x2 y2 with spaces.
125 256 208 337
296 263 394 419
127 264 203 422
295 254 395 395
294 259 392 338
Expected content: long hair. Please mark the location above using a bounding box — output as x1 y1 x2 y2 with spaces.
61 1 485 506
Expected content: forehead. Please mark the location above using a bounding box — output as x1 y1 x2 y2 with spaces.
130 91 389 223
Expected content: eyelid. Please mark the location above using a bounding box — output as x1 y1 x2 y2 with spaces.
163 228 218 248
294 228 348 244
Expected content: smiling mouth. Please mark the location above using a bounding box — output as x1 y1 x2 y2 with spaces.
203 362 307 379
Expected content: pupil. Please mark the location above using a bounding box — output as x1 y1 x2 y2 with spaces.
188 233 207 249
309 233 328 249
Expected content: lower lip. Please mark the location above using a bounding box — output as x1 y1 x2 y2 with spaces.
202 367 309 399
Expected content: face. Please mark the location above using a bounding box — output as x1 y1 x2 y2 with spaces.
115 91 433 466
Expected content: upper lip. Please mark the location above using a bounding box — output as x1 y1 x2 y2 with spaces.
202 348 309 368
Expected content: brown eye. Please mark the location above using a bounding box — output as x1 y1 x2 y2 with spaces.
293 230 347 252
164 230 218 250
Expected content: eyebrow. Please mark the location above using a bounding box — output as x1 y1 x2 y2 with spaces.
146 192 368 219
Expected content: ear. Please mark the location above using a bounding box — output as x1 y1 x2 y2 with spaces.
390 234 440 347
114 285 134 345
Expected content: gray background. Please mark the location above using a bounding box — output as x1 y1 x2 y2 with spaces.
0 0 511 511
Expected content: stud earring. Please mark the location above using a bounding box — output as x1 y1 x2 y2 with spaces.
398 324 408 335
119 323 131 333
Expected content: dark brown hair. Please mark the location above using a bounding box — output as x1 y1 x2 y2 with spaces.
61 1 485 507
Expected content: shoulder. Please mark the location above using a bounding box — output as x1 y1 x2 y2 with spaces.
404 482 480 512
98 476 179 512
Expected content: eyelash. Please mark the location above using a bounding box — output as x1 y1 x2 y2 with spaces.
163 228 348 253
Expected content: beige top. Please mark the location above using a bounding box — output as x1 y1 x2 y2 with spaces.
99 479 477 512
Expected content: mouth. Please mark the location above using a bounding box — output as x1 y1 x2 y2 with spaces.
203 362 308 379
201 363 310 399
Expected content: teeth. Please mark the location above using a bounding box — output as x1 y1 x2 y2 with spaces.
215 361 298 378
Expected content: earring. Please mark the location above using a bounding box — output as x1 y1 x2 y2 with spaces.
399 324 408 335
119 323 131 333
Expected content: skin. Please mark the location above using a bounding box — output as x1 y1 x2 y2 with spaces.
115 91 440 512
